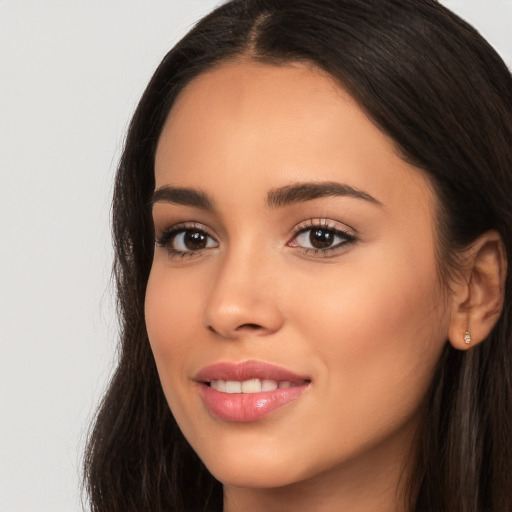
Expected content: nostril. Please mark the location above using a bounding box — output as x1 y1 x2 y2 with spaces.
237 323 262 330
206 323 263 336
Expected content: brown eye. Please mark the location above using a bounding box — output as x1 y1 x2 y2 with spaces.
171 229 217 252
183 230 208 250
156 226 218 256
309 228 335 249
288 223 357 255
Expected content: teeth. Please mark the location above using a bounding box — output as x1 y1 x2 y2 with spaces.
225 381 242 394
210 379 226 392
210 378 295 393
241 378 261 393
262 379 278 391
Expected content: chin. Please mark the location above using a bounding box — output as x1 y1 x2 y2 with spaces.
205 457 306 489
186 428 310 489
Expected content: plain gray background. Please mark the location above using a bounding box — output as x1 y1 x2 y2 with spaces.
1 1 510 511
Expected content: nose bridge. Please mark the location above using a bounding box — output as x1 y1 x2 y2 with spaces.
204 240 283 338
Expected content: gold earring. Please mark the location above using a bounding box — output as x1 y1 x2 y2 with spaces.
464 331 472 345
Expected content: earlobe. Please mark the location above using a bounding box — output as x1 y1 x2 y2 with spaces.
448 230 507 350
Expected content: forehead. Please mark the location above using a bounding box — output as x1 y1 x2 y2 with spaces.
154 59 434 219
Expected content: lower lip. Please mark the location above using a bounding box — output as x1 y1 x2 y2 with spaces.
199 383 309 422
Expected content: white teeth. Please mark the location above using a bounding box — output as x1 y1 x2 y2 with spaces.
261 379 278 391
241 379 261 393
225 381 242 393
211 379 226 392
210 378 294 393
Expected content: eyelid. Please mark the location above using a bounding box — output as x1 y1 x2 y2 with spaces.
292 217 356 234
153 218 357 260
155 221 219 258
155 221 206 242
287 218 357 256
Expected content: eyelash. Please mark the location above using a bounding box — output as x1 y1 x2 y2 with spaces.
155 219 357 259
289 219 357 257
155 222 217 259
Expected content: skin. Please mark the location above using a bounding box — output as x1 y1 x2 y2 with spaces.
145 60 456 512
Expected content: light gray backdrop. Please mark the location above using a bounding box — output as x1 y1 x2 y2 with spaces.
1 1 510 511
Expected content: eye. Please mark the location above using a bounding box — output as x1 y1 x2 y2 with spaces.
172 229 216 251
288 220 356 255
156 223 218 258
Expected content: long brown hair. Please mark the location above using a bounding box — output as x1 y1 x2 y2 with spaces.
84 1 512 510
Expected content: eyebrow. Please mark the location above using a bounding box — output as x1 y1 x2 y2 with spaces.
267 181 382 208
151 186 214 210
150 181 382 210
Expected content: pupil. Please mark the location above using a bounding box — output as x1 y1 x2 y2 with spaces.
310 228 333 249
184 231 207 250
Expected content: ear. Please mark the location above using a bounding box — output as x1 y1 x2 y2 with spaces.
448 230 507 350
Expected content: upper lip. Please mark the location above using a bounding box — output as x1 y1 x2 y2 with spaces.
194 360 310 383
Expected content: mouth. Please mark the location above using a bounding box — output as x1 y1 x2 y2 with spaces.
208 378 307 393
194 361 311 422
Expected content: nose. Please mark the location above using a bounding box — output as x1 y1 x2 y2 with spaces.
204 250 284 340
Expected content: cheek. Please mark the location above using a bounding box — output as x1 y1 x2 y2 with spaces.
144 265 212 439
309 271 436 358
144 268 199 395
290 243 448 423
145 263 202 341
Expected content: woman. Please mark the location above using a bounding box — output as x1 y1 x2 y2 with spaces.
84 1 512 511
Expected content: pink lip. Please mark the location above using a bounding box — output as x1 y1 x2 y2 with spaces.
195 361 311 422
195 360 309 382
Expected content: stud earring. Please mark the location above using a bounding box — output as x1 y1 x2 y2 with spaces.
464 331 472 345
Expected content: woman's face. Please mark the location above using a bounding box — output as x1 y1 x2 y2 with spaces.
146 61 451 491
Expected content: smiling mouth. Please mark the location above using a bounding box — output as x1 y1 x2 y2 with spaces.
195 361 311 422
208 378 308 393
